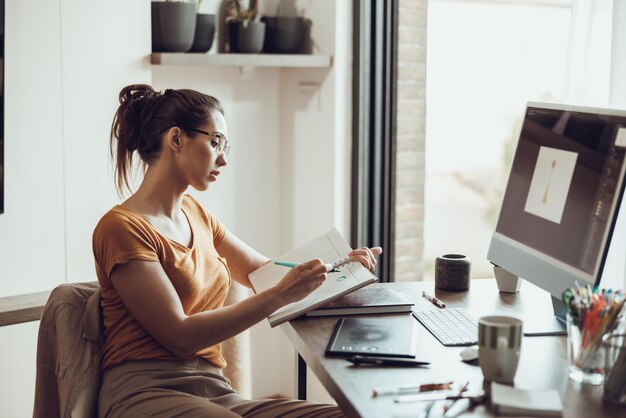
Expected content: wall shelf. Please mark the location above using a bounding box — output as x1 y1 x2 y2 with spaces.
151 53 333 68
0 290 50 326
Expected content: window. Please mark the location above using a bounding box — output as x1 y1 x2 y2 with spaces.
423 0 573 280
355 0 618 284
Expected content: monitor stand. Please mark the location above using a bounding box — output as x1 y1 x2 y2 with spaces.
493 265 567 336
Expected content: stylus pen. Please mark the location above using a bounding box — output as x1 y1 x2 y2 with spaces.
274 260 342 273
347 355 430 367
422 290 446 308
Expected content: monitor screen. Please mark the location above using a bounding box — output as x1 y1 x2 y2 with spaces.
488 102 626 301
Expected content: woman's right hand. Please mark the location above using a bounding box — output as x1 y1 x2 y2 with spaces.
273 259 330 306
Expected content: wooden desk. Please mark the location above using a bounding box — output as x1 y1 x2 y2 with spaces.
282 279 624 418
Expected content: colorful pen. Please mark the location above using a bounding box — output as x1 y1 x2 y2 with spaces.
372 381 453 397
422 290 446 308
274 261 302 269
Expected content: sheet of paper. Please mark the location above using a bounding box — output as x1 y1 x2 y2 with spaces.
249 228 378 327
491 382 563 415
524 145 577 224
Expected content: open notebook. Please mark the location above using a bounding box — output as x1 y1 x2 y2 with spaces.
248 228 379 327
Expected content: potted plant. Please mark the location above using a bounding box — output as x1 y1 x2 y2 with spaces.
226 0 265 53
151 0 197 53
262 1 312 54
190 0 216 53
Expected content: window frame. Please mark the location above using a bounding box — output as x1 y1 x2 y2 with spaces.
351 0 399 282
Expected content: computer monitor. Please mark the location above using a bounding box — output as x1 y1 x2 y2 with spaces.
487 102 626 335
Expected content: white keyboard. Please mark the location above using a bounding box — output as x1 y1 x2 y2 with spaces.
413 308 478 346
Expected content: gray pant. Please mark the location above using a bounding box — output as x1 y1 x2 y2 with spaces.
98 358 345 418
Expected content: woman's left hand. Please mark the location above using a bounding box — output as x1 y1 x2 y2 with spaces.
348 246 383 272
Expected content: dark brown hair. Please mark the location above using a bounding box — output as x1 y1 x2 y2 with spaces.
110 84 224 195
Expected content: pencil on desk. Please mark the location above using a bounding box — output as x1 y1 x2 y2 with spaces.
422 290 446 308
372 381 453 397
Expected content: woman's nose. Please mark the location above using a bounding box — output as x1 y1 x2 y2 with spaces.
217 153 228 167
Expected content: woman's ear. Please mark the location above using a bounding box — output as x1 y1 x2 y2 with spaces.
165 127 183 152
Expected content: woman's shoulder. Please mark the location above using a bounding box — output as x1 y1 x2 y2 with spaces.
93 205 153 240
182 194 226 242
183 194 217 222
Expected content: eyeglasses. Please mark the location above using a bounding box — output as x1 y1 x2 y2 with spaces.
186 127 231 156
159 125 231 156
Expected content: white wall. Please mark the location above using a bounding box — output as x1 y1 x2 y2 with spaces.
0 0 65 297
0 0 350 415
60 0 152 283
0 1 151 416
0 0 151 293
0 322 39 418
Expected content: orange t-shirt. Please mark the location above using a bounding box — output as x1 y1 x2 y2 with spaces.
92 194 231 370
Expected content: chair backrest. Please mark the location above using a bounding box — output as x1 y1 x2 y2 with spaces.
33 282 102 418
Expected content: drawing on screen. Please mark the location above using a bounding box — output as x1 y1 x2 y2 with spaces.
542 160 557 204
525 146 578 224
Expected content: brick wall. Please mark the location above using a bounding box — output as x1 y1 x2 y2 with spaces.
395 0 427 282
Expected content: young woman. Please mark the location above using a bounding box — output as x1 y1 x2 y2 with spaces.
93 84 382 418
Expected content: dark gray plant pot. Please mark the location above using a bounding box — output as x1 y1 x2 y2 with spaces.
151 2 196 53
190 13 216 52
262 16 311 54
228 21 266 53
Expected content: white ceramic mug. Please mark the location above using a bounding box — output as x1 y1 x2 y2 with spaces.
478 315 523 383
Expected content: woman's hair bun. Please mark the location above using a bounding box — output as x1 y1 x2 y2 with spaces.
115 84 162 152
119 84 159 106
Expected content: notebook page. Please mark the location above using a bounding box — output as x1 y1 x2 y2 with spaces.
491 382 563 415
248 228 378 327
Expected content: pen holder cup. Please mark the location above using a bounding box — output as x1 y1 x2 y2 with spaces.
435 254 470 291
603 331 626 405
567 313 605 385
